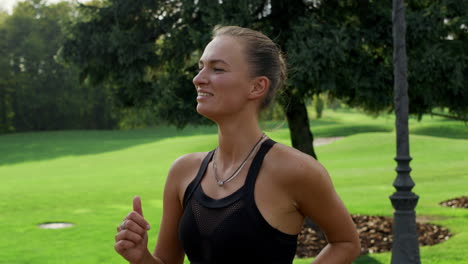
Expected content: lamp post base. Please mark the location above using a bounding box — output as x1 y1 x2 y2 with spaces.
390 193 420 264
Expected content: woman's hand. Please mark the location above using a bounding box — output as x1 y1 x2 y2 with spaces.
115 196 152 263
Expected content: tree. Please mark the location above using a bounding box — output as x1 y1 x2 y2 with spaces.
0 11 14 133
0 10 8 24
61 0 467 157
0 0 118 133
405 0 467 121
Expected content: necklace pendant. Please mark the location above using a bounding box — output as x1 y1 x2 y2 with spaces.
217 180 224 186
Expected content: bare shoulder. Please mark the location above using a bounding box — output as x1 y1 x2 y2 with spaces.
165 151 211 200
166 151 210 183
169 152 209 174
265 142 328 183
265 142 339 212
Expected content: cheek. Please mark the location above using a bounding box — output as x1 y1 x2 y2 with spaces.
213 75 250 98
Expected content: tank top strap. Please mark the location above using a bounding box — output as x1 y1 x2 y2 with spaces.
244 138 276 195
182 150 215 208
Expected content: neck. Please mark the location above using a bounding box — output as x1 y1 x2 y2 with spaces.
215 113 264 166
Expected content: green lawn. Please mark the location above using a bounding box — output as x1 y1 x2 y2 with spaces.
0 109 467 264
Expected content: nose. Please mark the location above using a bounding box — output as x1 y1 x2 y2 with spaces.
193 68 208 88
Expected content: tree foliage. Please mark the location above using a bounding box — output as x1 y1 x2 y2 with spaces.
405 0 467 119
0 0 118 133
61 0 467 152
286 0 467 119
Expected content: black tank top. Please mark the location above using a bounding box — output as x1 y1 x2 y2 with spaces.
178 139 298 264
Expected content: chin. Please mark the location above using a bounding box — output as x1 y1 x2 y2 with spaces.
196 101 247 122
196 104 217 121
196 104 235 124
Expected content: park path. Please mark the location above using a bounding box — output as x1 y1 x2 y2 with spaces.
313 137 344 146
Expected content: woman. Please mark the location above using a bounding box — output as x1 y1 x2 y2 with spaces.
114 26 360 264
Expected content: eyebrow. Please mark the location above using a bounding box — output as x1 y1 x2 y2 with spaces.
198 59 230 66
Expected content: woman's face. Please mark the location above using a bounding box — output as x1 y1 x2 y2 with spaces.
193 36 254 120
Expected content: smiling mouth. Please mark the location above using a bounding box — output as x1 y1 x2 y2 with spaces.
198 92 213 96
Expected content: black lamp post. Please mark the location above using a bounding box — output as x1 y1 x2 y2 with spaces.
389 0 421 263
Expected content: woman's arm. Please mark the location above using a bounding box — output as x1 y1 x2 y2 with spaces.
149 154 199 264
114 153 202 264
290 155 361 263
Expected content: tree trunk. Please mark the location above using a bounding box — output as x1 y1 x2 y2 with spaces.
281 89 317 159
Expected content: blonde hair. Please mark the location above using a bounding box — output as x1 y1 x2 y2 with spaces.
212 26 287 110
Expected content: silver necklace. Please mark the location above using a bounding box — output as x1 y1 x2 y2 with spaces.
213 133 266 187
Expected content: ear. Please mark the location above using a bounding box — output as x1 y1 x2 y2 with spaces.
248 76 269 100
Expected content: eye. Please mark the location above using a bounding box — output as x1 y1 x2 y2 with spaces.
213 67 225 72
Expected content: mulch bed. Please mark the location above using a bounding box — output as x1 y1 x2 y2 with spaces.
440 196 468 208
296 214 452 258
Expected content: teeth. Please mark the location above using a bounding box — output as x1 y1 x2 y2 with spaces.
198 92 212 96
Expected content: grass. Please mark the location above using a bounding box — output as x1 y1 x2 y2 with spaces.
0 108 467 264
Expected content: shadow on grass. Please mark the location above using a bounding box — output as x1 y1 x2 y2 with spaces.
2 116 464 166
310 119 343 126
354 255 383 264
313 124 393 138
0 125 217 166
0 123 394 166
411 124 468 139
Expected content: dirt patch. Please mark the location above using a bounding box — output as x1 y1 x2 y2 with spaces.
296 214 452 258
440 196 468 208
